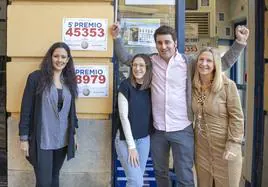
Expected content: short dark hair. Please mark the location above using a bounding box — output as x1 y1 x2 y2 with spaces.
130 54 152 90
154 25 177 42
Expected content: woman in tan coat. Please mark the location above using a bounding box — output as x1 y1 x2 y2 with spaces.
192 47 244 187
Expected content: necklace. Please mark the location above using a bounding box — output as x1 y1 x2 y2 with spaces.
197 91 206 106
195 83 212 137
197 83 211 106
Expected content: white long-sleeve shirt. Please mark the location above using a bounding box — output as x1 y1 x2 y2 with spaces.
118 92 136 149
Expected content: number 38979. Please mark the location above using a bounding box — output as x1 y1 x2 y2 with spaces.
76 75 106 84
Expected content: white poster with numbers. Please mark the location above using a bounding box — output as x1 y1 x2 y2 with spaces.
62 18 108 51
75 65 109 97
125 0 175 5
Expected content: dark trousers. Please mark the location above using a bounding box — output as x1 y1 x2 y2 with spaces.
150 125 195 187
34 146 67 187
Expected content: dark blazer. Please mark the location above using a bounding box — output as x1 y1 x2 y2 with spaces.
19 70 78 166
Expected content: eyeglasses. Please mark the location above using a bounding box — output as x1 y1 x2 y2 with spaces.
131 63 146 68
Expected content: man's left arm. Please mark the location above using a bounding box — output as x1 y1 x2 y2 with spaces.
221 25 249 71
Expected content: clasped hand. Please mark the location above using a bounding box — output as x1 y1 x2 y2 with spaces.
235 25 249 44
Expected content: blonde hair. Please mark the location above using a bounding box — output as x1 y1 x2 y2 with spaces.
193 47 223 93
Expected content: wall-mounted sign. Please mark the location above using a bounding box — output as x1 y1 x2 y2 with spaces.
185 23 198 38
125 0 174 5
75 65 109 97
185 23 199 55
121 18 160 47
201 0 209 6
185 38 199 54
62 18 108 51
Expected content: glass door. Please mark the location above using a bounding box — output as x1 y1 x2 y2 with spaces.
116 0 176 82
113 1 177 186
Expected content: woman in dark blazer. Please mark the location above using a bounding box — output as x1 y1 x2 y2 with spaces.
19 42 78 187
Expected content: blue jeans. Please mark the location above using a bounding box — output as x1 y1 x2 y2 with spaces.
115 134 150 187
150 125 194 187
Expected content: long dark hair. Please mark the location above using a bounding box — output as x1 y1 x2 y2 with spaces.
37 42 78 97
130 54 152 90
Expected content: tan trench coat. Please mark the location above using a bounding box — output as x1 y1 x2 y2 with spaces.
192 74 244 187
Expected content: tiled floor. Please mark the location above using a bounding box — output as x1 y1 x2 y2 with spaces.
0 177 7 187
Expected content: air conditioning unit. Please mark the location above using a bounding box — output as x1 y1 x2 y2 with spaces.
186 12 210 37
185 0 216 38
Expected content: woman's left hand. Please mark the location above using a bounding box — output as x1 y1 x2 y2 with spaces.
74 134 78 151
223 150 237 160
128 148 139 168
223 141 241 160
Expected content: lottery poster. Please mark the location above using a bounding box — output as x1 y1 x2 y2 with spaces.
120 18 160 47
75 65 109 97
62 18 108 51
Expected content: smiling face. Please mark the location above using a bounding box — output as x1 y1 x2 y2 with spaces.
155 34 177 63
131 57 146 83
197 51 215 77
52 47 69 73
